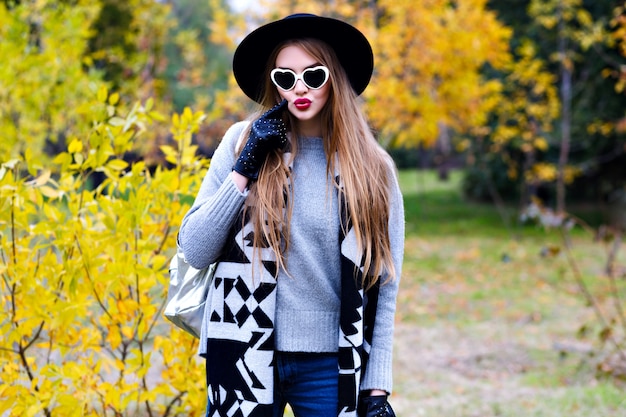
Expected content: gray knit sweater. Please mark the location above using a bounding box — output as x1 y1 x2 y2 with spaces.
179 121 405 393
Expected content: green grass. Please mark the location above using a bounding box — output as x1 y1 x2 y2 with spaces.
393 169 626 417
399 169 541 238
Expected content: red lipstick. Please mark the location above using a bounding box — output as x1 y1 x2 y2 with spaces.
294 98 311 110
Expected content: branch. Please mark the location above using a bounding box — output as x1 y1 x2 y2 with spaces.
154 220 171 257
591 42 626 71
18 322 52 417
560 228 626 361
74 234 113 320
137 339 154 417
145 297 168 340
22 320 45 351
162 391 187 417
135 229 141 302
606 230 626 341
476 135 514 236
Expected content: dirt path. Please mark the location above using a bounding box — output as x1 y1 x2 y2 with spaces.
389 320 626 417
391 322 536 415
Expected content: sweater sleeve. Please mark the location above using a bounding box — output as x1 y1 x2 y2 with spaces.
178 121 249 269
360 165 405 394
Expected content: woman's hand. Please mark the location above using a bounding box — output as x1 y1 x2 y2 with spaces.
357 393 396 417
232 99 288 180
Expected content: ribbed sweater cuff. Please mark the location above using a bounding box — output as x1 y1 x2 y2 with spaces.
213 172 248 205
360 346 394 394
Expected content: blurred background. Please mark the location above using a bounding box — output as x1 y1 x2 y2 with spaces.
3 0 626 222
1 0 626 416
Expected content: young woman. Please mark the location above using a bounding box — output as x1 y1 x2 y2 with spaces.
178 13 404 417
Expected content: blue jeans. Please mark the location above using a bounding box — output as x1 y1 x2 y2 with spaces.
206 352 338 417
273 352 339 417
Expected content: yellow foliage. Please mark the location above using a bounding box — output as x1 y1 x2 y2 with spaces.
527 162 558 182
489 37 560 172
1 89 210 415
534 137 549 152
242 0 511 147
363 0 513 146
587 119 616 136
525 162 582 185
0 0 103 162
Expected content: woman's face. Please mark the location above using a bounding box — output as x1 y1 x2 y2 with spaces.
273 45 331 136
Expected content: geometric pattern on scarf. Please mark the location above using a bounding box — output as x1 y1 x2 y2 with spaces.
205 148 378 417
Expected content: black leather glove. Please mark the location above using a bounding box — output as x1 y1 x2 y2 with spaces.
357 395 396 417
233 99 288 180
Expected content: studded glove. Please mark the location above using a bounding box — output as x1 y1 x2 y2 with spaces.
357 395 396 417
233 99 288 180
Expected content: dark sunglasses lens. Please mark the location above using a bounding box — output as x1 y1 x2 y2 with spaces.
273 71 296 90
303 68 327 88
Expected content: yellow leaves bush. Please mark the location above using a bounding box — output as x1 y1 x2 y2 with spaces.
0 91 210 416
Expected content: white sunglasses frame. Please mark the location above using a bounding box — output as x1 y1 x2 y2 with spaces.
270 66 330 91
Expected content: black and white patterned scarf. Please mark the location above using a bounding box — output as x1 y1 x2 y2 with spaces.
203 148 379 417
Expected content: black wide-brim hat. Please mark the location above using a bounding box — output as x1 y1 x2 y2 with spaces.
233 13 374 103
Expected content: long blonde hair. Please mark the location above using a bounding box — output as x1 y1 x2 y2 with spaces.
239 38 397 289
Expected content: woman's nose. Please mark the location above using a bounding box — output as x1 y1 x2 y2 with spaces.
293 78 308 94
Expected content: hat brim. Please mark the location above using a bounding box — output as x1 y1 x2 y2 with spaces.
233 14 374 103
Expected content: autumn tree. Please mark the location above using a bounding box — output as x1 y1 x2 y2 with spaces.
481 0 626 218
464 39 560 208
369 0 511 148
528 0 610 213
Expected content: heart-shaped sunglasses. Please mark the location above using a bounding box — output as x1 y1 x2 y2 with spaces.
270 66 330 91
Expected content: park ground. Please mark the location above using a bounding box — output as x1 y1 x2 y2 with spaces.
389 170 625 417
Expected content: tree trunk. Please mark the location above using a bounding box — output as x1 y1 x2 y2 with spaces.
556 0 572 214
436 121 451 181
